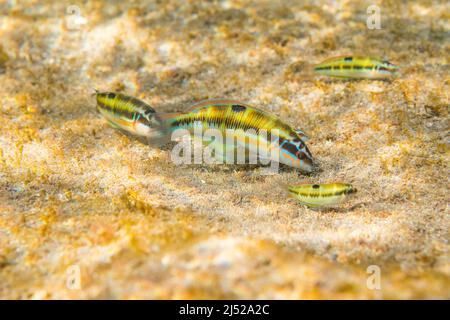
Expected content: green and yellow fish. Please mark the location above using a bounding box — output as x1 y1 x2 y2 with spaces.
288 183 357 208
95 91 161 138
314 56 398 79
95 92 314 172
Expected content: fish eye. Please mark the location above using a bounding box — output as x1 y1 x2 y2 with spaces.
107 92 116 99
312 184 320 189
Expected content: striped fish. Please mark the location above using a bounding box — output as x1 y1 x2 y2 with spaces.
95 91 166 140
314 56 398 79
288 183 357 208
95 93 314 172
160 99 314 172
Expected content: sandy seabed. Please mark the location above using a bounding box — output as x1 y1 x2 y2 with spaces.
0 0 448 299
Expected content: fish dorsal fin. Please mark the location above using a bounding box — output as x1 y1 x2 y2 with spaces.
127 96 156 117
184 99 252 112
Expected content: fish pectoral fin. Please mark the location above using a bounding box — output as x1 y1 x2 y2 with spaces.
296 201 322 209
107 119 121 129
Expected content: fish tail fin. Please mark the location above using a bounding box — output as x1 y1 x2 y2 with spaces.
91 88 100 98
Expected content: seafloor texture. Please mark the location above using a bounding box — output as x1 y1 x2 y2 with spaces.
0 0 449 299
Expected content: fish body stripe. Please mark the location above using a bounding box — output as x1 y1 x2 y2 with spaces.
314 56 398 79
96 92 155 118
169 101 304 141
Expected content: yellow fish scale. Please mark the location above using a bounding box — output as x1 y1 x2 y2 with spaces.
316 56 380 68
96 92 155 118
97 95 134 115
173 100 299 141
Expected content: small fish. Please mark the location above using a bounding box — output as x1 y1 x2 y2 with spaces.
288 183 357 208
314 56 398 79
159 99 314 172
95 91 166 140
95 93 314 172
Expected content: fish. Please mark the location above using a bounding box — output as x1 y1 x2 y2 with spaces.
95 93 314 172
158 99 314 172
314 56 398 79
288 183 357 208
95 91 167 141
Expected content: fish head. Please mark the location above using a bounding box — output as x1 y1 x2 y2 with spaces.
279 138 314 173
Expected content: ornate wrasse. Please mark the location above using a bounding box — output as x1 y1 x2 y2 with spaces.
95 91 162 137
95 91 176 147
160 100 313 171
314 56 398 79
95 93 314 172
288 183 357 208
